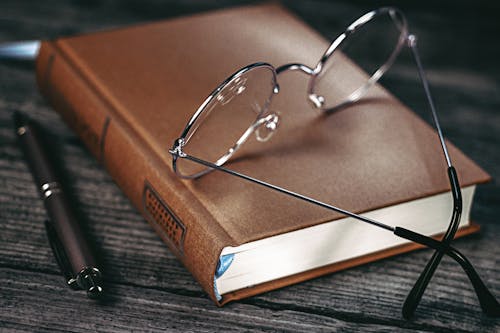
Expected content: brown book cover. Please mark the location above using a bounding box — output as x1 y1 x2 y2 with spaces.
34 4 490 305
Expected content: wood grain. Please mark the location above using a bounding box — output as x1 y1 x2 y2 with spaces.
0 0 498 332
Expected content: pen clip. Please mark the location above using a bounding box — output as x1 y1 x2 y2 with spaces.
44 219 79 290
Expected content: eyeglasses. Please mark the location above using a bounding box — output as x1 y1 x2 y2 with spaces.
168 7 499 318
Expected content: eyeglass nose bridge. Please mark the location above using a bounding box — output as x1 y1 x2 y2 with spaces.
275 63 325 109
276 63 314 76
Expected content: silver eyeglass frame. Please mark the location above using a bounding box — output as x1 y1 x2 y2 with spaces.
172 7 410 179
172 62 279 179
169 7 499 319
307 7 408 109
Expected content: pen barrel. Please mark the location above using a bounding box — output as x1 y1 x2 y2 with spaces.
16 123 59 187
44 192 96 274
17 121 96 275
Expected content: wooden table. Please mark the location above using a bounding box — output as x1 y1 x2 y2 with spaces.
1 1 498 332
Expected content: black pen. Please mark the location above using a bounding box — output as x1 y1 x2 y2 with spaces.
14 112 103 299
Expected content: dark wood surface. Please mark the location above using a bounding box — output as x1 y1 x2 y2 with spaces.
1 1 498 332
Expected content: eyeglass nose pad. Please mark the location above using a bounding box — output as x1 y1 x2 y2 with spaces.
308 93 325 109
273 84 280 94
255 112 280 142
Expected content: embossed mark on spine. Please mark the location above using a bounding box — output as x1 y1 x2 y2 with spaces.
143 181 186 255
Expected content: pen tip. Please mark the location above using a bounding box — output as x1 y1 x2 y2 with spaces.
76 267 104 299
87 284 104 299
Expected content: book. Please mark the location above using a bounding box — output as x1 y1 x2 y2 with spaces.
34 3 490 305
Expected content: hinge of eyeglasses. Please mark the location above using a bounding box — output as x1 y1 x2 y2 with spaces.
407 34 417 48
169 139 187 158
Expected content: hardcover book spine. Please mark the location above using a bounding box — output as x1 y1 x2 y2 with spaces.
34 41 234 304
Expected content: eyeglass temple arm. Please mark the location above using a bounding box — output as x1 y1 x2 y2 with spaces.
402 35 476 318
402 167 463 318
395 226 500 317
401 169 498 318
407 35 452 167
177 153 499 316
